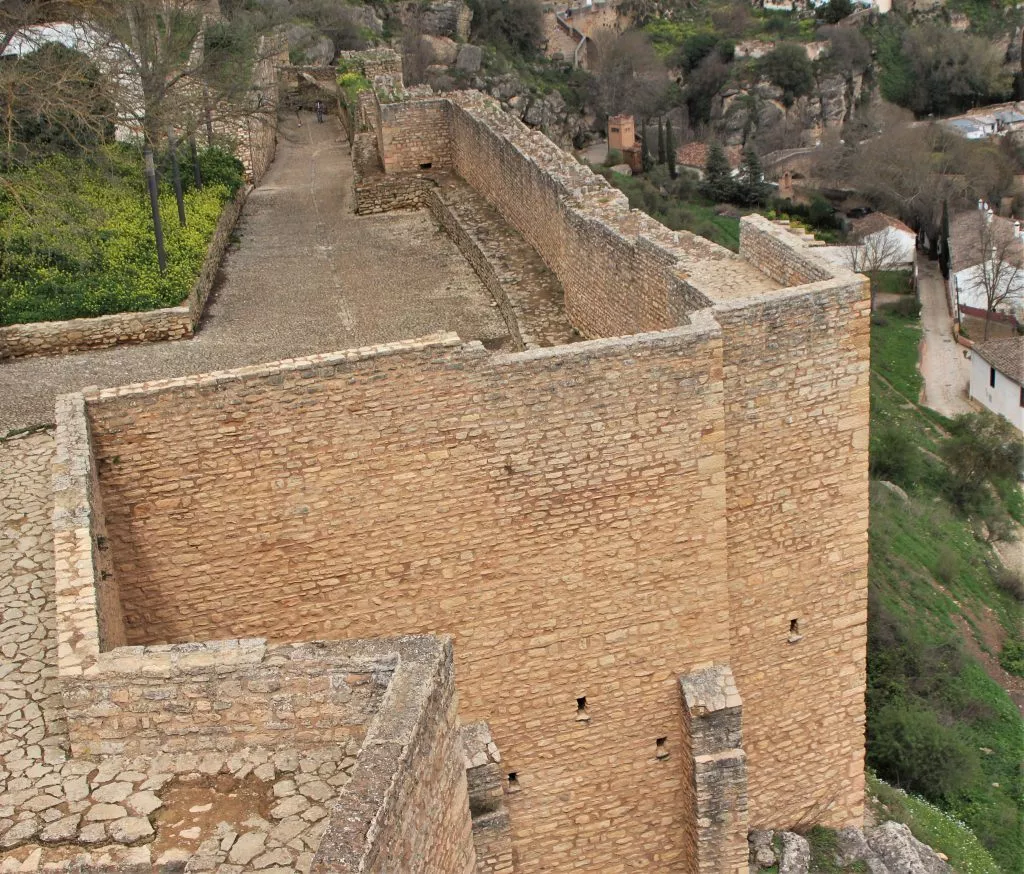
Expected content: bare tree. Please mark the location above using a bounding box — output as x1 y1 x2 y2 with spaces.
968 215 1024 339
588 28 668 123
844 227 908 311
0 0 76 55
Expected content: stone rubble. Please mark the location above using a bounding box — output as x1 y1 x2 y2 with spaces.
1 433 358 872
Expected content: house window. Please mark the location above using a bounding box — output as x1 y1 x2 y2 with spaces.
990 367 997 388
1019 385 1023 407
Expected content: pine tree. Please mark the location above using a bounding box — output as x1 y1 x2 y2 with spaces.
700 143 735 203
657 120 666 165
665 120 677 179
939 199 951 279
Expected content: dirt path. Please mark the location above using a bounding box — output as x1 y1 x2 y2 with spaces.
916 258 972 418
0 113 505 433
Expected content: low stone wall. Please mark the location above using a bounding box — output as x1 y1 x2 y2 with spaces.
63 637 391 758
0 185 247 360
353 133 434 214
738 219 833 286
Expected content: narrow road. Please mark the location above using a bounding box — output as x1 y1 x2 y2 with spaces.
0 113 504 433
916 258 972 418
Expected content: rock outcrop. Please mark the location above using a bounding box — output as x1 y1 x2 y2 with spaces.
749 824 952 874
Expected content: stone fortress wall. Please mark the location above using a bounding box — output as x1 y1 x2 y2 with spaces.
48 55 870 874
53 391 478 872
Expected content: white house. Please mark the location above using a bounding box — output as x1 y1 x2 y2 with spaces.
970 337 1024 433
949 207 1024 327
816 213 916 271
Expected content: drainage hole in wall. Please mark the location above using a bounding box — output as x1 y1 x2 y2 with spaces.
655 737 669 760
789 618 803 644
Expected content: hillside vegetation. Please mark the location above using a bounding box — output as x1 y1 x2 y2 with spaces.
867 309 1023 871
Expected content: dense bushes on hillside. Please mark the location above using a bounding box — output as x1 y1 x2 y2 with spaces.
868 313 1023 871
0 145 243 325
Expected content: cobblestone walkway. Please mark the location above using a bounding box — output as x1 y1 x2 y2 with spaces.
0 433 359 871
0 113 504 433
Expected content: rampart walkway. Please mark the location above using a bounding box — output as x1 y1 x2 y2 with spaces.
0 114 504 433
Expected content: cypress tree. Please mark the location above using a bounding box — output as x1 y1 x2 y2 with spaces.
657 120 666 165
738 148 770 206
641 120 653 173
665 119 677 179
939 199 951 279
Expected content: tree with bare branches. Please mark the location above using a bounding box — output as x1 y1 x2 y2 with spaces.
844 227 909 311
587 28 668 123
962 214 1024 339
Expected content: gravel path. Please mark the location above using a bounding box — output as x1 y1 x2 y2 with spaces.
916 258 972 418
0 113 505 433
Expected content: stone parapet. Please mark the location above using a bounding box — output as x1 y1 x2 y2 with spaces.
311 636 476 874
0 186 247 360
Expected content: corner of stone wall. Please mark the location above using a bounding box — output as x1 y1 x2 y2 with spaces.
738 215 838 287
312 636 477 874
680 665 749 874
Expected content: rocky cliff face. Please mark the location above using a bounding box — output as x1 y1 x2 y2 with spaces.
712 70 867 147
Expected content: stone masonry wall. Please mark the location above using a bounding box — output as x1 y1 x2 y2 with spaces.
714 279 870 830
423 188 525 349
313 636 476 874
679 665 749 874
0 186 247 360
62 638 389 758
447 93 695 338
738 221 833 287
379 99 453 174
85 325 732 874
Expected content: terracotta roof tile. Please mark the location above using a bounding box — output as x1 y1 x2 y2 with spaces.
849 212 915 238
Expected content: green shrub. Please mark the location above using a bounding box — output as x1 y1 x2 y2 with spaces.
993 566 1024 602
0 145 241 325
998 637 1024 675
870 424 920 487
867 702 981 801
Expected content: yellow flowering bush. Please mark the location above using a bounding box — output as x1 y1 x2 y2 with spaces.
0 144 243 325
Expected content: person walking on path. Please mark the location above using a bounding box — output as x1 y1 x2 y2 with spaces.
315 99 325 124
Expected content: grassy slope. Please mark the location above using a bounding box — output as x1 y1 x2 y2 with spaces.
868 311 1023 871
597 166 742 251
